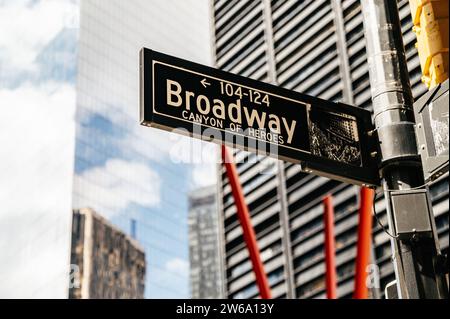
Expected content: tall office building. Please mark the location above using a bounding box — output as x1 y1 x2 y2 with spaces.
188 186 223 298
212 0 449 298
73 0 211 299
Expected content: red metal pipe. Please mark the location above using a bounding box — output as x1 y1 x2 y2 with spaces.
353 187 375 299
221 145 272 299
323 195 338 299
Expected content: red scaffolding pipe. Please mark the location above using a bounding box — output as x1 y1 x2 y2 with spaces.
323 195 338 299
221 145 272 299
353 187 375 299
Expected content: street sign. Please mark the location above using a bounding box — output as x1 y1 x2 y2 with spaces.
140 48 380 186
414 79 449 182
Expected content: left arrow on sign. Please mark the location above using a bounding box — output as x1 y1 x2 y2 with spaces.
200 78 211 88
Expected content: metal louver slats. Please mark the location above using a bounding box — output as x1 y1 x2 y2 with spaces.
212 0 447 300
216 1 263 55
216 0 260 48
215 0 251 31
274 1 341 100
213 0 284 299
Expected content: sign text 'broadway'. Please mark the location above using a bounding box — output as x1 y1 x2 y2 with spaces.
140 48 379 186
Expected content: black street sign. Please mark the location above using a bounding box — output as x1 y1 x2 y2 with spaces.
140 48 380 186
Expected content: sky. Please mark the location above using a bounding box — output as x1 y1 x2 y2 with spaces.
0 0 216 298
0 0 80 298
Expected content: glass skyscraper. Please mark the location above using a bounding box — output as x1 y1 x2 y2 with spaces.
73 0 212 298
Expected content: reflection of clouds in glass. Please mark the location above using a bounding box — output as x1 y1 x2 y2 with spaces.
191 163 217 188
72 0 212 299
145 257 189 299
74 112 127 173
120 126 183 163
165 257 189 277
73 159 161 218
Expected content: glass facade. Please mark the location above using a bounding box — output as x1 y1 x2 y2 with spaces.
73 0 212 298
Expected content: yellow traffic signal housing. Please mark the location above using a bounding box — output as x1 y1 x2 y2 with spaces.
409 0 449 88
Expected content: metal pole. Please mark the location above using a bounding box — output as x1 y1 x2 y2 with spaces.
331 0 355 105
353 187 374 299
221 145 272 299
323 195 338 299
361 0 448 299
274 162 297 299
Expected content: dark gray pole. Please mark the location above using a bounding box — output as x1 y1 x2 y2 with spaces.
361 0 448 298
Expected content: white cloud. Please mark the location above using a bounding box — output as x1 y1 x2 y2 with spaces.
187 141 219 189
147 257 189 298
73 159 161 217
165 257 189 278
120 122 221 170
0 0 78 74
0 82 76 298
191 162 218 189
0 83 77 215
0 0 79 299
0 233 72 298
122 125 187 163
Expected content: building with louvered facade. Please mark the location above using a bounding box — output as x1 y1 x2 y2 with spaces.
212 0 449 299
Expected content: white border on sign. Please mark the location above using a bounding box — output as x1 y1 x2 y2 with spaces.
151 60 312 154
